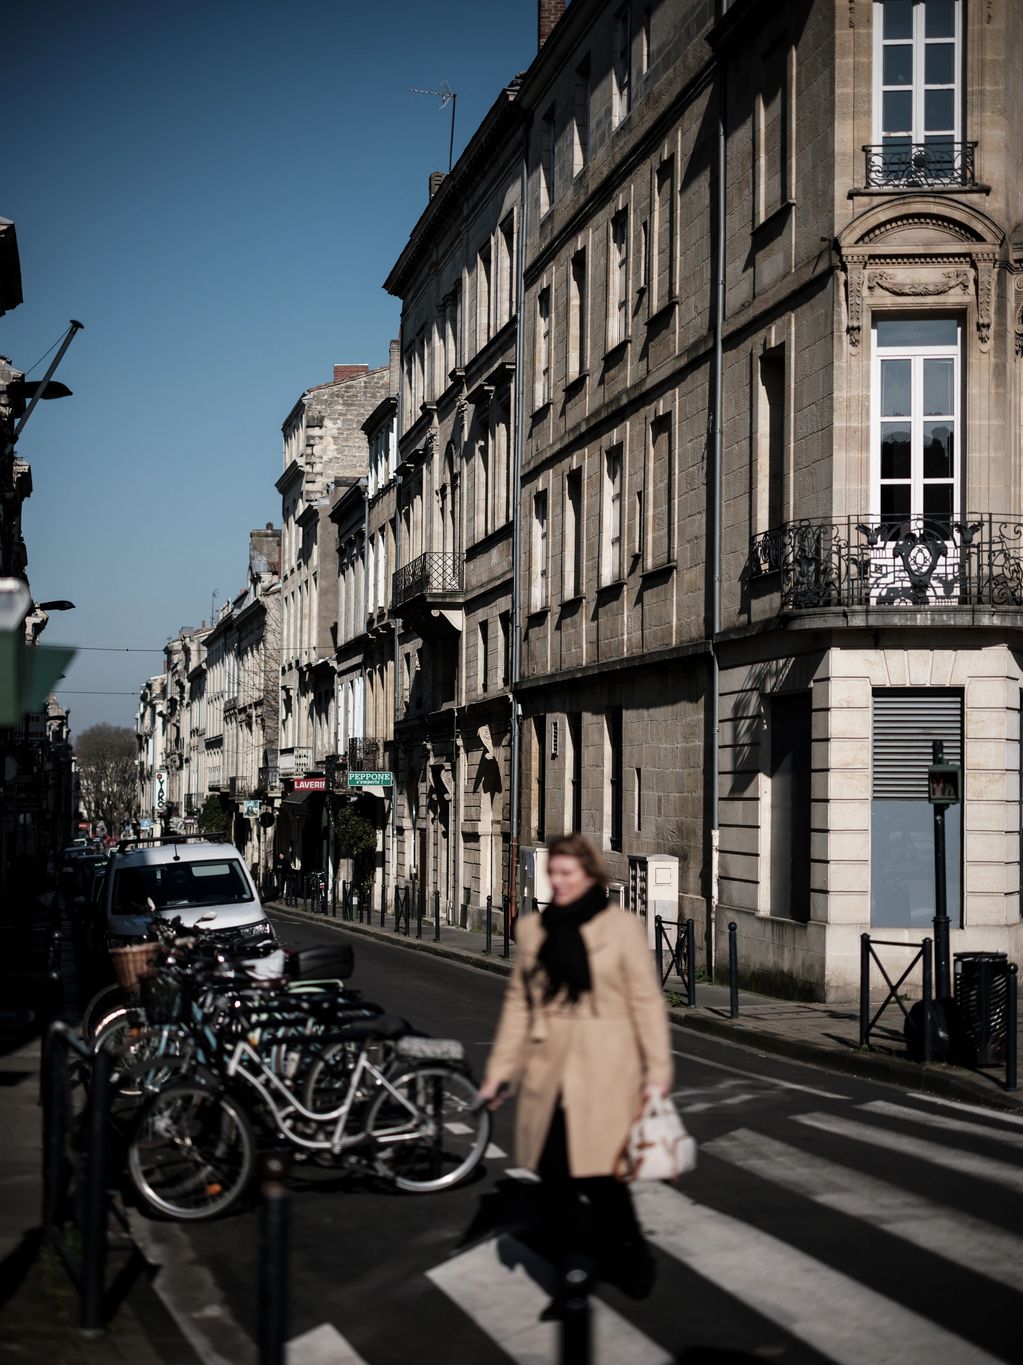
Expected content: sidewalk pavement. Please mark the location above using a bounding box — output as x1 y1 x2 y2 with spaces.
0 899 199 1364
267 898 1023 1114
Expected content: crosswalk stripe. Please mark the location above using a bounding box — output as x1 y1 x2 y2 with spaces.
911 1092 1023 1129
484 1143 507 1159
794 1112 1023 1194
287 1322 369 1365
633 1183 1004 1365
427 1232 672 1365
670 1049 844 1099
703 1128 1023 1293
860 1099 1023 1148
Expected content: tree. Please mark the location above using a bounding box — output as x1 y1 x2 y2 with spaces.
333 803 377 878
76 724 137 836
198 795 228 833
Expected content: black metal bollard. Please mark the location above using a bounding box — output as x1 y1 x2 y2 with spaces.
259 1155 290 1365
41 1026 68 1235
560 1268 591 1365
434 889 441 942
921 938 933 1066
81 1045 112 1334
380 884 386 928
416 879 423 940
1007 964 1019 1093
685 918 696 1007
728 922 739 1019
484 895 493 955
655 916 664 985
859 933 871 1048
501 895 510 959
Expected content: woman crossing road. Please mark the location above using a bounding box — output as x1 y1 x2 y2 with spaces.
477 833 673 1318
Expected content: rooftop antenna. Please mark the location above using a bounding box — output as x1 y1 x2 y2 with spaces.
409 80 457 173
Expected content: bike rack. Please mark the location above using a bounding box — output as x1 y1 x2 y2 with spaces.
393 884 411 936
859 934 934 1063
41 1022 120 1334
654 916 696 1006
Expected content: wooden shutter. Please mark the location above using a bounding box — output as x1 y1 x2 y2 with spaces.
872 690 963 800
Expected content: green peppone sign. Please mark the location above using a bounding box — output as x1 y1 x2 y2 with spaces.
347 770 393 788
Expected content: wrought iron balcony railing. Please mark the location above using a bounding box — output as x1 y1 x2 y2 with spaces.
207 766 223 790
347 736 385 771
257 764 280 793
750 514 1023 610
391 551 463 610
863 141 977 190
228 775 249 798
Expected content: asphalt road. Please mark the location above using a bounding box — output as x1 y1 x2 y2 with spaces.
130 909 1023 1365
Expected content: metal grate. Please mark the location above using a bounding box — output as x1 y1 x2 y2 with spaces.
872 690 962 800
863 141 977 189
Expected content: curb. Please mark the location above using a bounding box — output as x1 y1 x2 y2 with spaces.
268 902 1023 1115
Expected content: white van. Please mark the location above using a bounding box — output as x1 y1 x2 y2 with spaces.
104 837 275 950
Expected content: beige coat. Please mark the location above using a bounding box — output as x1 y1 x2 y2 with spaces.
484 906 673 1178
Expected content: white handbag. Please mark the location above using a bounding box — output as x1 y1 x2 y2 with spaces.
618 1094 697 1182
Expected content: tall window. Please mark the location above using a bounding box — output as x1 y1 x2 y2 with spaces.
871 689 962 927
769 693 811 923
499 214 516 324
649 415 673 565
641 4 651 74
757 44 790 221
601 446 623 585
540 104 556 215
534 716 547 841
565 467 583 597
873 316 959 532
536 286 552 407
873 0 961 184
500 610 511 686
477 438 491 540
654 157 675 309
568 248 588 380
532 488 549 611
477 242 492 347
479 620 490 693
613 5 632 127
758 346 786 532
606 707 623 851
609 210 629 347
573 59 590 175
568 712 583 832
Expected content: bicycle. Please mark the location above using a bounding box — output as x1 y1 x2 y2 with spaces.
126 1012 489 1219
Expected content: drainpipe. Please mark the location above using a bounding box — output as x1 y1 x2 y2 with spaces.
391 442 402 905
708 0 728 973
507 129 528 919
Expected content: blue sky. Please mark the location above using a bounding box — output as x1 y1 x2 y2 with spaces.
3 0 535 734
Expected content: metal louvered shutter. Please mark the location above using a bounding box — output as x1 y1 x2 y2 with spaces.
872 690 963 800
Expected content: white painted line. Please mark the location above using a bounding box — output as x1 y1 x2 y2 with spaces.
633 1183 1004 1365
671 1048 844 1099
484 1142 507 1159
794 1112 1023 1195
860 1099 1023 1149
445 1121 473 1135
287 1322 368 1365
504 1167 540 1183
427 1233 671 1365
704 1128 1023 1293
909 1092 1023 1130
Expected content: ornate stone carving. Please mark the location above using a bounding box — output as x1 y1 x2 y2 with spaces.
866 269 971 296
974 253 997 348
859 213 982 245
1015 303 1023 358
845 262 865 350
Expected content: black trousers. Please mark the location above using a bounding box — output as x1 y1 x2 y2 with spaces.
537 1105 643 1269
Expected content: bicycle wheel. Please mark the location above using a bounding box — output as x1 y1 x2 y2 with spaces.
128 1083 255 1220
364 1065 491 1193
82 983 129 1042
301 1038 386 1115
93 1006 147 1062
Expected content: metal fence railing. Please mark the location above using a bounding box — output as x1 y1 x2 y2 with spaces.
859 934 934 1063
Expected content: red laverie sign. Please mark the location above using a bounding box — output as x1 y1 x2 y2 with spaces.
293 776 326 792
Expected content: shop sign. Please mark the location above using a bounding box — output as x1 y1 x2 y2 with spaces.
242 799 261 817
293 776 326 792
348 770 393 788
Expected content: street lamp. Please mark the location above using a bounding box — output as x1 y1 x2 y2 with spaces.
36 600 76 612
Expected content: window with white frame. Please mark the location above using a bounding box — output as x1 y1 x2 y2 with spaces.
613 5 632 127
873 316 959 533
601 445 623 585
872 0 962 185
532 488 549 611
536 286 552 407
609 210 629 348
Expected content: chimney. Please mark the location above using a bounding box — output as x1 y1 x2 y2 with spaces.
332 364 369 384
538 0 566 48
428 170 445 200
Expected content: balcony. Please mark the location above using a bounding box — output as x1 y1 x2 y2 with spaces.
862 141 977 191
258 761 280 793
347 736 385 770
228 775 249 798
207 766 223 790
391 551 463 617
750 514 1023 611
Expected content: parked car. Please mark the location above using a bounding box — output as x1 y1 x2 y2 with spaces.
104 836 276 951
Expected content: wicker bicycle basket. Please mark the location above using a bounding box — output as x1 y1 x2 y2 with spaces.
109 942 161 991
140 972 185 1025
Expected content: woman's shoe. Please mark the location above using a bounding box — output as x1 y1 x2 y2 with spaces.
605 1242 657 1300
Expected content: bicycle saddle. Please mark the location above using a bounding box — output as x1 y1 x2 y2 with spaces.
321 1013 409 1044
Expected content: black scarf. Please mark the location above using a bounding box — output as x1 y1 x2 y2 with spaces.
536 883 609 1004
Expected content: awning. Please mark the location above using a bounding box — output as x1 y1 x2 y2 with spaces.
281 789 317 809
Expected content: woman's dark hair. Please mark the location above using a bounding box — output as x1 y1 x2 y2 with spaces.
546 833 610 886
